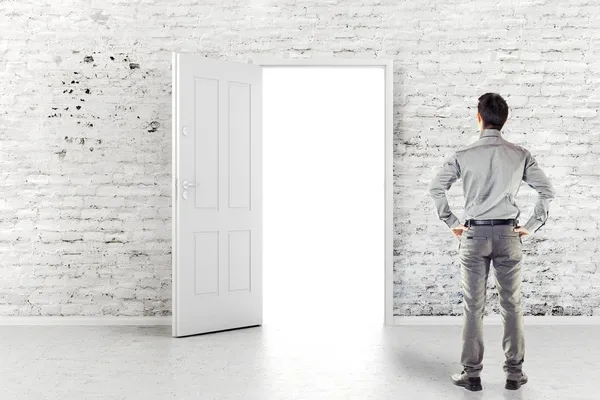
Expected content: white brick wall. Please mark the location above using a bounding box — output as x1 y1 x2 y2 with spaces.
1 0 598 317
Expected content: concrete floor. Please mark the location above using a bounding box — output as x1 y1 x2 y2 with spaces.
0 323 598 400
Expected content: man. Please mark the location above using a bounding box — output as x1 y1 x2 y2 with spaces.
427 93 555 392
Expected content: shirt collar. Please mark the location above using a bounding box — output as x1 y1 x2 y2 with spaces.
480 128 502 138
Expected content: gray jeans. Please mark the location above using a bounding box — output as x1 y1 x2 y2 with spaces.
458 224 525 381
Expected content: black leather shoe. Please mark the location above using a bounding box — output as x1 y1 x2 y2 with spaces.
505 372 528 390
451 370 483 391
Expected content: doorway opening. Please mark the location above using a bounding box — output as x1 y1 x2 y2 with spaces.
171 55 393 336
262 65 388 328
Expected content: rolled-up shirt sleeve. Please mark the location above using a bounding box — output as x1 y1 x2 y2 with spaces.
428 153 461 229
522 150 555 234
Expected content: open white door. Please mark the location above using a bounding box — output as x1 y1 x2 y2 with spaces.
172 53 262 337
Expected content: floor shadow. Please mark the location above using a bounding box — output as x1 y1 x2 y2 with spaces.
503 387 524 400
394 347 456 385
396 347 531 399
101 325 172 338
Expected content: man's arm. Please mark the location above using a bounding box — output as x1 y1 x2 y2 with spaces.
428 153 461 229
522 150 556 234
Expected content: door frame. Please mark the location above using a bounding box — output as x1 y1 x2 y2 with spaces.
172 57 395 328
253 58 394 326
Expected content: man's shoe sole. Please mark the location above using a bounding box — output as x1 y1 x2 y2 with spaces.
505 378 528 390
452 378 483 392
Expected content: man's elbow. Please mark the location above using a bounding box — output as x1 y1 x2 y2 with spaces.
543 185 556 200
428 184 442 198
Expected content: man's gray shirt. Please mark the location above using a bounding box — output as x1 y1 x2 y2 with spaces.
428 128 556 234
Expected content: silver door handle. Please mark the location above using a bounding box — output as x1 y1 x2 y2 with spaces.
182 180 198 189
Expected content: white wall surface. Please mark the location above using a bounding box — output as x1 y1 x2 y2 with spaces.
0 1 598 316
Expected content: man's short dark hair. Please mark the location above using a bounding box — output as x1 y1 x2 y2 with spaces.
478 93 509 129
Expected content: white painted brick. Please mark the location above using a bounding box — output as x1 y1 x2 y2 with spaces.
0 0 597 318
114 288 136 300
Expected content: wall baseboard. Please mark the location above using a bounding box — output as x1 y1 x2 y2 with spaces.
0 316 171 326
393 316 600 325
2 315 598 326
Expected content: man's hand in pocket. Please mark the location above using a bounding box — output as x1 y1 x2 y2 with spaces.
513 226 531 236
451 224 469 239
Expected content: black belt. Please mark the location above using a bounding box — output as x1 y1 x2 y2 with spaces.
465 219 517 227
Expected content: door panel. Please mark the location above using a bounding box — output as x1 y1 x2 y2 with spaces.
172 53 262 337
193 77 219 209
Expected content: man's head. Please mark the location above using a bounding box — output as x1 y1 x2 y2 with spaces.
477 93 509 132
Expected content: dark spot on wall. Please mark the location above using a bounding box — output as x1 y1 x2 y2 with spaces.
55 149 67 159
76 105 81 110
90 147 94 152
52 107 58 110
147 121 160 132
69 89 73 94
79 138 85 144
85 123 93 128
551 305 564 316
74 71 79 74
96 139 102 144
85 88 90 94
84 56 94 63
137 116 140 119
129 63 140 69
110 56 115 60
80 99 85 102
531 303 548 316
64 107 69 110
62 238 83 243
71 80 75 84
62 81 65 85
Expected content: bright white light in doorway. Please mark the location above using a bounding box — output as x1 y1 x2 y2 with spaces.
262 66 385 328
